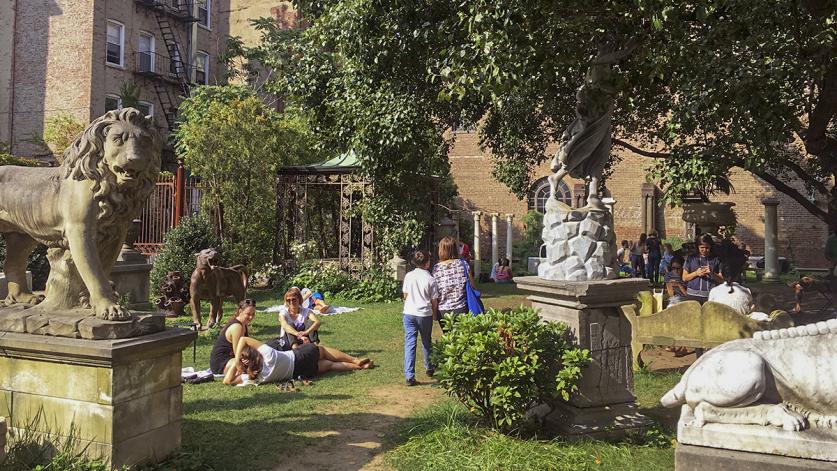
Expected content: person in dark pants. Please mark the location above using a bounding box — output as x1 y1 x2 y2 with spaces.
646 231 662 285
630 233 647 278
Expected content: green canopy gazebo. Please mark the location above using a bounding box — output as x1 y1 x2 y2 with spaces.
275 151 375 273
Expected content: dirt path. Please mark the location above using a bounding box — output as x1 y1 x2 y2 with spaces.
272 383 443 471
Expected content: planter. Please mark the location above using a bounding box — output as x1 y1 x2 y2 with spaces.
682 202 736 235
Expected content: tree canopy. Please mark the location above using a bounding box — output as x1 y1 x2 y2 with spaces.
233 0 835 225
175 85 317 267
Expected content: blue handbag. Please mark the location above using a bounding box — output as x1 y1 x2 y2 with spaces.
461 259 485 315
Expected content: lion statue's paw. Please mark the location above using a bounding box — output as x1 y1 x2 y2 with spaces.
768 404 808 431
95 301 132 321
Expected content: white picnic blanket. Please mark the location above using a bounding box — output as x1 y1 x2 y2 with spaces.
259 305 360 316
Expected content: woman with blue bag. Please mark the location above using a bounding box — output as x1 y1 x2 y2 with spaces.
433 237 482 332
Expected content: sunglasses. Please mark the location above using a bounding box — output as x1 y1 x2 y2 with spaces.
671 265 683 269
285 298 300 303
240 298 256 307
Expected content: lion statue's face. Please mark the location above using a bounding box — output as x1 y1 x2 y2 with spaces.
101 119 159 186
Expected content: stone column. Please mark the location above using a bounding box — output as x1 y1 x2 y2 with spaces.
491 213 500 268
472 211 482 280
762 198 780 282
641 183 656 234
505 214 514 260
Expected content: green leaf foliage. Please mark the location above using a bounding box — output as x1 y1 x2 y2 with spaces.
252 0 835 223
174 85 318 266
432 306 590 433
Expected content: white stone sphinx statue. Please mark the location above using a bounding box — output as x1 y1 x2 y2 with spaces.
662 319 837 462
0 108 162 337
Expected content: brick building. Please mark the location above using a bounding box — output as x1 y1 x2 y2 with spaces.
0 0 229 157
450 132 830 269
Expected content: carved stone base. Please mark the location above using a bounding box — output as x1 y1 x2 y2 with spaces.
0 305 165 339
541 401 653 441
0 329 196 468
675 444 837 471
678 405 837 462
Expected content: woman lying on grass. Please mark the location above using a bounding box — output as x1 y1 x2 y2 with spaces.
222 336 374 386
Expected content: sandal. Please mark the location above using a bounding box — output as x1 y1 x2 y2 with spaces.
358 358 374 369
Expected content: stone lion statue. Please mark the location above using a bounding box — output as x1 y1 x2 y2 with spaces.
0 108 162 320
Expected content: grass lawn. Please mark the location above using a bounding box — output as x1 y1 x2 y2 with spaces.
169 283 680 471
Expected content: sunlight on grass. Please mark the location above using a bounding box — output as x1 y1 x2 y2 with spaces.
170 286 679 470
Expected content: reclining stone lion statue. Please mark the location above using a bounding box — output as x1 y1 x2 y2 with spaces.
0 108 161 320
661 319 837 431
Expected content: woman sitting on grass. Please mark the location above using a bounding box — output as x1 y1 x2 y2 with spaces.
223 336 374 385
209 299 256 375
275 287 322 350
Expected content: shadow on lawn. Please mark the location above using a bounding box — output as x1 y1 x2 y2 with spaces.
185 390 354 414
183 409 416 470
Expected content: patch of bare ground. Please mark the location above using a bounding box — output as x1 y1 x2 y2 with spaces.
272 383 443 471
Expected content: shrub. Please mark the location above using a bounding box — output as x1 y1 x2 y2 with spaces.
339 266 400 302
282 262 401 302
150 215 221 299
432 306 590 433
283 260 351 296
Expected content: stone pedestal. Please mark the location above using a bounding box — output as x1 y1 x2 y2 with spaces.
515 276 653 439
111 240 154 310
676 444 837 471
0 328 196 468
676 405 837 464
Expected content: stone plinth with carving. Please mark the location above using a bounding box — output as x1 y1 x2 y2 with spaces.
0 329 195 467
662 321 837 469
538 200 617 281
516 276 652 439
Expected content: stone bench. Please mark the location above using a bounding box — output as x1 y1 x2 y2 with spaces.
621 298 794 370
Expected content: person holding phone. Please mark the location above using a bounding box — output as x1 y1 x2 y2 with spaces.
682 234 723 303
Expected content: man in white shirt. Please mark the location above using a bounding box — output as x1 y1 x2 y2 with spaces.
402 250 439 386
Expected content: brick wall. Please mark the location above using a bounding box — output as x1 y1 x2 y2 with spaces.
450 133 829 269
11 0 95 156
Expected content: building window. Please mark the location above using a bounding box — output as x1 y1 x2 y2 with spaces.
137 101 154 117
198 0 210 28
105 95 122 113
195 51 209 84
138 32 155 73
106 21 124 66
528 177 572 213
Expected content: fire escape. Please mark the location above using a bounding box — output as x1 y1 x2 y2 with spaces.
134 0 202 131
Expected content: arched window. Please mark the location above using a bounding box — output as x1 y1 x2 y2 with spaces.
528 177 572 213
